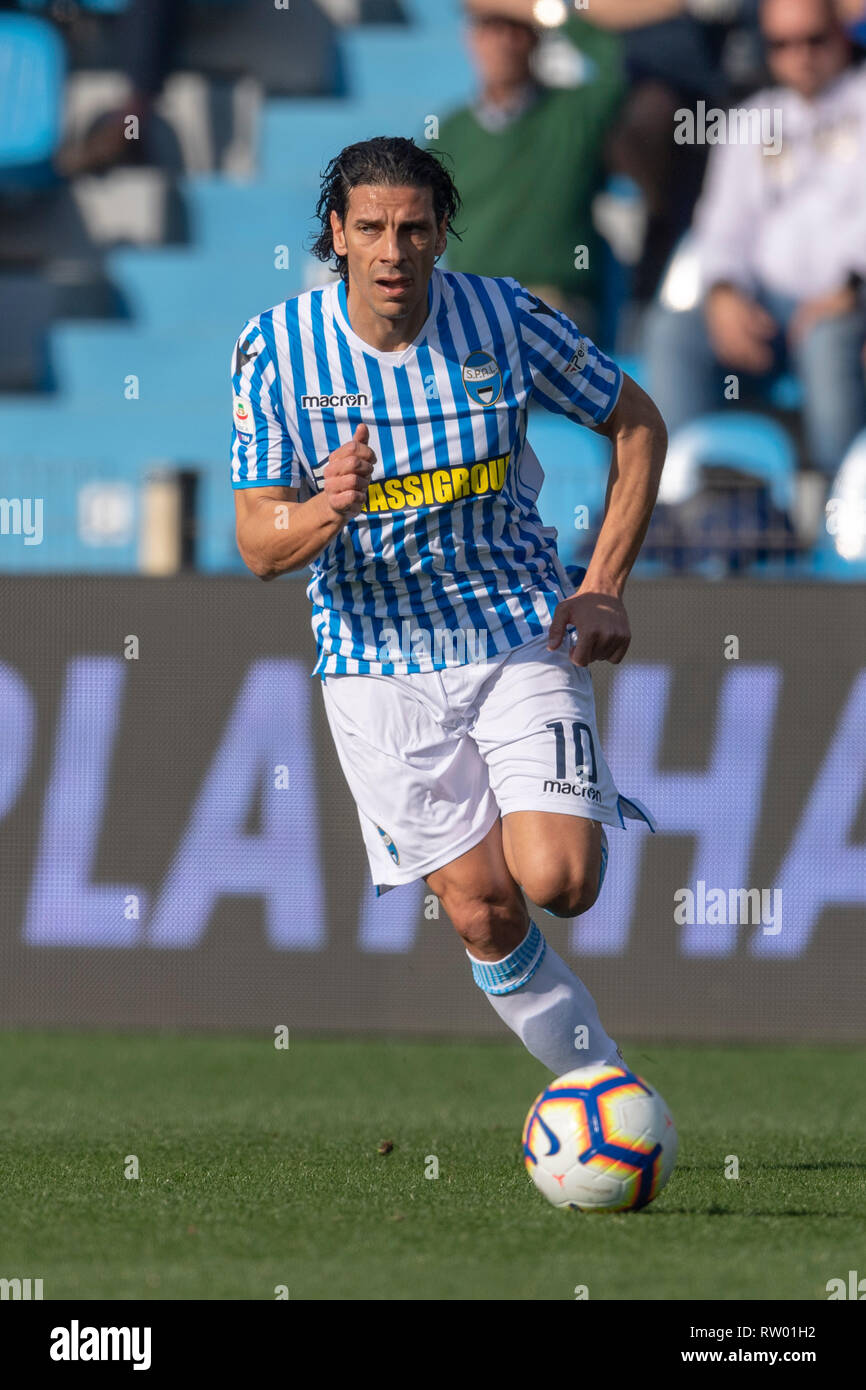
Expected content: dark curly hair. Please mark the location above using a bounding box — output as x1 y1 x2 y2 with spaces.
311 136 462 283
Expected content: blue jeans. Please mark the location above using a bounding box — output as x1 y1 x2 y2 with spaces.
644 291 866 477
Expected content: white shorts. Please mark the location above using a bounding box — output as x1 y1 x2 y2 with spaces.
321 632 655 892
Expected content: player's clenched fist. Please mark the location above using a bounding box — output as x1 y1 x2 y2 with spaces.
548 590 631 668
322 423 376 519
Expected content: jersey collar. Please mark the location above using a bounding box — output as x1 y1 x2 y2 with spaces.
333 271 441 362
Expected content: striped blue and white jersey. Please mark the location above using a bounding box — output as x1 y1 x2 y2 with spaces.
230 269 622 677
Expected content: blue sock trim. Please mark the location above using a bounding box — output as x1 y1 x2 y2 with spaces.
468 921 547 996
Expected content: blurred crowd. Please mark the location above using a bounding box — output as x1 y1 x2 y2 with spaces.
433 0 866 486
2 0 865 557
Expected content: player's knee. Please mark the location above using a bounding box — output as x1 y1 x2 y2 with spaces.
525 864 600 919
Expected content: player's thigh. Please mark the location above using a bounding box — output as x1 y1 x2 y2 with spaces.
472 636 621 831
321 669 499 891
501 810 603 912
425 816 528 957
471 634 620 911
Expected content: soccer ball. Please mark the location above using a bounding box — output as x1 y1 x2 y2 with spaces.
522 1063 678 1212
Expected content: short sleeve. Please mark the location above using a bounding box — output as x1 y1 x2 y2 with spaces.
508 279 623 427
229 319 299 489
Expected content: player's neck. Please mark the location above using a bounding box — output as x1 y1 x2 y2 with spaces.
344 282 431 353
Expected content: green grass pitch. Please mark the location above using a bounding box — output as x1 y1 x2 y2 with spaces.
2 1032 864 1301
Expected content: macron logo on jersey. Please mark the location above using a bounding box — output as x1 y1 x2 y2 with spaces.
301 391 369 410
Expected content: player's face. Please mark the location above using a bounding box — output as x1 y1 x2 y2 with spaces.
331 184 447 324
762 0 849 99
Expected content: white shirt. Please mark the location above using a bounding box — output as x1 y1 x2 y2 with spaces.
694 64 866 302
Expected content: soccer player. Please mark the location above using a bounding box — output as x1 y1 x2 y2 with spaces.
230 137 667 1077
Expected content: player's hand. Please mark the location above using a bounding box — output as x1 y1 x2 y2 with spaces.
787 285 860 347
705 286 777 374
322 423 377 520
547 590 631 667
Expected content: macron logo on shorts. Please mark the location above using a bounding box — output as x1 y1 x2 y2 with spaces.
543 779 602 803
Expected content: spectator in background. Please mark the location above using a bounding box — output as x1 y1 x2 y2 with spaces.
432 0 624 339
593 0 764 303
54 0 187 176
838 0 866 27
645 0 866 478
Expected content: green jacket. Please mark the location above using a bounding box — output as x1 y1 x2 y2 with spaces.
433 21 624 303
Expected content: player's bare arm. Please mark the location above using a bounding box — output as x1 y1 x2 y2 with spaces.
547 373 668 668
235 424 376 579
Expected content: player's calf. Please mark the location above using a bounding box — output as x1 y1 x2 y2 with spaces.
425 821 530 961
429 819 620 1075
430 880 529 962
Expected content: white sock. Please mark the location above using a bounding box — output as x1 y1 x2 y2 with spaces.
467 921 622 1076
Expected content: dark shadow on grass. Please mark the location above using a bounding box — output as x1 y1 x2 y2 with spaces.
674 1161 866 1173
745 1161 866 1172
648 1205 852 1218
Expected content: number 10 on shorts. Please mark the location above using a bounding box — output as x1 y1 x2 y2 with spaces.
545 720 598 782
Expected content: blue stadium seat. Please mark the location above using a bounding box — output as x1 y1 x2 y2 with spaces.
89 247 306 335
768 372 803 411
0 396 241 571
659 413 797 514
18 0 178 9
811 428 866 579
258 0 471 184
615 354 648 390
0 1 475 571
527 410 609 565
0 452 140 572
597 174 642 349
339 28 473 108
398 0 467 36
0 14 64 186
19 0 818 580
17 1 128 8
